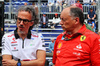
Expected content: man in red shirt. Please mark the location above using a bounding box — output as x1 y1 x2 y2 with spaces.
52 6 100 66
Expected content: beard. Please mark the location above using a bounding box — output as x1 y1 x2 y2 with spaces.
18 30 25 34
18 24 26 34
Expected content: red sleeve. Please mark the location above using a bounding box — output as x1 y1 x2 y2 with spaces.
52 38 57 64
91 36 100 66
52 34 63 64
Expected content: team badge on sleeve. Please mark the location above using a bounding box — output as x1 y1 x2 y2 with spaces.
57 42 62 49
80 35 86 41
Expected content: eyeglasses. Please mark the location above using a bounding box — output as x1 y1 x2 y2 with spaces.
16 17 33 24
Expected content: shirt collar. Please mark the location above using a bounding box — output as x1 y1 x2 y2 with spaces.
14 28 31 39
64 24 87 38
77 24 87 34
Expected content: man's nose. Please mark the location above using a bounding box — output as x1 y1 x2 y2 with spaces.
59 21 63 25
20 20 24 24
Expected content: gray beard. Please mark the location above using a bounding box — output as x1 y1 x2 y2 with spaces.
18 30 25 34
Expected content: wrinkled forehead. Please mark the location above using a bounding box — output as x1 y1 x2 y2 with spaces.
60 7 70 17
17 11 32 19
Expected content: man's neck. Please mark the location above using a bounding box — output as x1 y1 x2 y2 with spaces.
18 31 28 40
66 24 83 35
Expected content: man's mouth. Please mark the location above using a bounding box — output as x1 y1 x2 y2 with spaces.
19 26 24 29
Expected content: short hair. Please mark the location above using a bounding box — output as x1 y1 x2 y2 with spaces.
54 13 58 18
16 5 39 30
32 2 35 5
43 12 46 15
70 7 84 25
90 8 93 10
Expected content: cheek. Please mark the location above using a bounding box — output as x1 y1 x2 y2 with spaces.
64 22 69 27
25 24 32 29
25 25 30 29
16 23 19 27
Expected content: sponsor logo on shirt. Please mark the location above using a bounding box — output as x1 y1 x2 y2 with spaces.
80 35 86 41
76 44 82 49
11 38 17 43
12 47 18 51
11 44 18 46
57 42 62 49
56 51 60 55
56 42 62 55
30 44 33 46
12 49 18 51
73 44 83 51
12 46 18 51
31 38 34 40
41 35 43 38
98 39 100 42
7 34 14 37
73 44 83 59
31 34 38 37
14 47 16 49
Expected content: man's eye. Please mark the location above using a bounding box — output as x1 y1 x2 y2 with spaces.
60 18 63 20
19 18 22 21
23 20 28 22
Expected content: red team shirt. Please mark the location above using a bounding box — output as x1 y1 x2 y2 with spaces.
53 24 100 66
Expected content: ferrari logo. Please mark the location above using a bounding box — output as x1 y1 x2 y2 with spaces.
57 43 62 49
80 35 86 41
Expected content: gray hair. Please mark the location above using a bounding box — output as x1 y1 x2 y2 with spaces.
69 7 84 25
16 5 39 30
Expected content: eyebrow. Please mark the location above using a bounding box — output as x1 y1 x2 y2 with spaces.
18 17 32 20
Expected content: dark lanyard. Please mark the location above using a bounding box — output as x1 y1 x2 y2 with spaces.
62 33 82 41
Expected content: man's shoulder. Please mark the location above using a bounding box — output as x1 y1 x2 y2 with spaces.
84 23 94 31
46 16 48 18
3 31 14 38
93 11 96 13
84 29 99 38
56 32 64 39
31 31 38 35
31 31 43 38
41 16 43 18
88 11 91 14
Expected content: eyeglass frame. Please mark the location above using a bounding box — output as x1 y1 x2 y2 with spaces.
15 16 34 24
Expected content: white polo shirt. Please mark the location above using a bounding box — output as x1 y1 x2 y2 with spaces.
2 28 45 61
83 0 90 3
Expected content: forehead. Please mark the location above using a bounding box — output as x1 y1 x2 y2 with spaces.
17 11 32 19
60 7 70 18
90 9 93 11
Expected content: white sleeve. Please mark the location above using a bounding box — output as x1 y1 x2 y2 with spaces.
37 34 46 51
2 34 12 55
58 18 61 23
53 17 55 23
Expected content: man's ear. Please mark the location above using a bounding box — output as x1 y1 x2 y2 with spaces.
75 17 79 24
30 21 34 26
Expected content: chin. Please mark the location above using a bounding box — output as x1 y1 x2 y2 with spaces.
20 31 25 34
18 30 25 34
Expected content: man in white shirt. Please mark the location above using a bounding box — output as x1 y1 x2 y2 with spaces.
2 5 46 66
83 0 90 5
62 0 76 9
48 0 55 12
55 0 63 12
32 2 38 15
